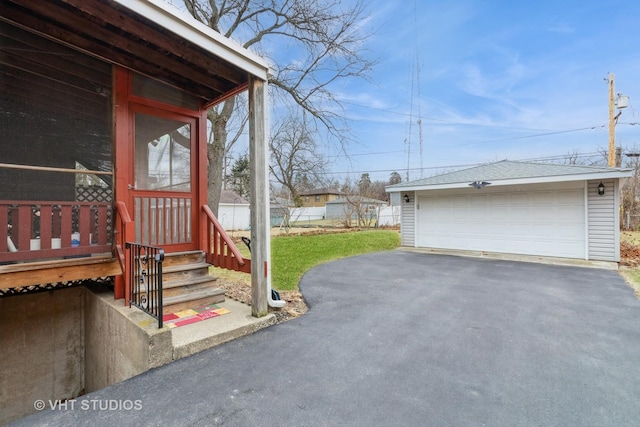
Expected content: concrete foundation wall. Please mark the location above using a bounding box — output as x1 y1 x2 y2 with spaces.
84 291 172 393
0 287 85 425
0 287 173 425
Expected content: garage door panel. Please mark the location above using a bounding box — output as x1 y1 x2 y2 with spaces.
491 208 510 221
417 187 585 258
510 206 531 216
530 206 555 220
451 196 467 208
558 223 585 238
556 205 582 217
511 193 530 205
488 196 508 207
469 195 486 207
555 190 582 204
531 192 550 203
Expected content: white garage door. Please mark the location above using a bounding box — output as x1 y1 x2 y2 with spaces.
417 187 585 258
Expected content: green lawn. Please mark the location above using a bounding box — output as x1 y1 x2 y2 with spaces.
210 229 400 291
271 229 400 290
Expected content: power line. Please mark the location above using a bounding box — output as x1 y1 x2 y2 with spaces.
325 149 405 159
340 98 616 131
459 125 606 146
299 151 607 178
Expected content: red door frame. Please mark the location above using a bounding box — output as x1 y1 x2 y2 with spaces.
128 104 198 252
114 66 206 254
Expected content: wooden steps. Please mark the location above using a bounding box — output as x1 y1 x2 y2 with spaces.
156 251 225 313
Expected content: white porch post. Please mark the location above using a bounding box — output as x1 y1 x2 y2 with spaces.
248 76 269 317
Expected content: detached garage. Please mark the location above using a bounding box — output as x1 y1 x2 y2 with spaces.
387 161 632 262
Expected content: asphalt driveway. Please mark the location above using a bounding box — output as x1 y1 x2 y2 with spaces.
12 251 640 426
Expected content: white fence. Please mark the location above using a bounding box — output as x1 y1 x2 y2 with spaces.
269 205 401 228
288 207 326 223
377 206 401 226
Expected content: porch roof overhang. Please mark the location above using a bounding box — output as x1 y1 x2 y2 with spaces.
2 0 270 106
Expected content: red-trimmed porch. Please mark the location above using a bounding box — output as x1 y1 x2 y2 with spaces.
1 1 272 424
0 2 274 338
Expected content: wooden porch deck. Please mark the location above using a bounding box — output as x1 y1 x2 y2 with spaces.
0 255 120 290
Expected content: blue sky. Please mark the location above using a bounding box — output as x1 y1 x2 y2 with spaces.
166 0 640 184
321 0 640 182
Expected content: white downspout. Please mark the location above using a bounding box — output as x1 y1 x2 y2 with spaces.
265 225 285 308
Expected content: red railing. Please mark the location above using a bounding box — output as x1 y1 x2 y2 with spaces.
0 201 112 263
133 193 192 246
202 205 251 274
114 201 134 300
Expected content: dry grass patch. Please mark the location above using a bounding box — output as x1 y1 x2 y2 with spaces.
619 230 640 298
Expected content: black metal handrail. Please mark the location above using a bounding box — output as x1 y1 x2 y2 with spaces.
126 242 165 328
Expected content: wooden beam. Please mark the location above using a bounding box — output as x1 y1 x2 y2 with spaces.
0 25 111 89
63 0 247 86
0 257 121 289
248 76 268 317
0 163 112 175
2 1 226 101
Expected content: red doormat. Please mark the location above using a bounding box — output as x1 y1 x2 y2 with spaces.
162 303 230 329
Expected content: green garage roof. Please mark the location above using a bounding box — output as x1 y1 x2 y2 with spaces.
387 160 632 191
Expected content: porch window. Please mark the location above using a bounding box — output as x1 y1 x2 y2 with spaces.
132 112 194 247
0 21 113 260
134 114 191 192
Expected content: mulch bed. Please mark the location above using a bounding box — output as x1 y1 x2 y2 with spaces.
217 279 308 323
620 241 640 267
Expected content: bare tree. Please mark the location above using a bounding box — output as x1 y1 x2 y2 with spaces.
558 149 607 167
368 180 388 202
339 173 385 227
181 0 375 215
619 145 640 229
269 113 327 206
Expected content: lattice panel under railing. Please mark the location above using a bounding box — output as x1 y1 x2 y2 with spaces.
76 185 112 202
0 277 112 297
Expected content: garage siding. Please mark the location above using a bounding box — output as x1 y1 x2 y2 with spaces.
587 179 617 261
400 192 415 246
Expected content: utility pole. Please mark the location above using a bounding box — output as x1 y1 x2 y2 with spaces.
607 73 629 167
608 73 616 167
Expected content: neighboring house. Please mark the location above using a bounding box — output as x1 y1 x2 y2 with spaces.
0 1 272 423
218 190 250 230
300 188 344 207
386 160 633 262
326 196 388 226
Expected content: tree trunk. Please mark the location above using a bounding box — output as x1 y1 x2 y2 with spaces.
206 98 235 217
